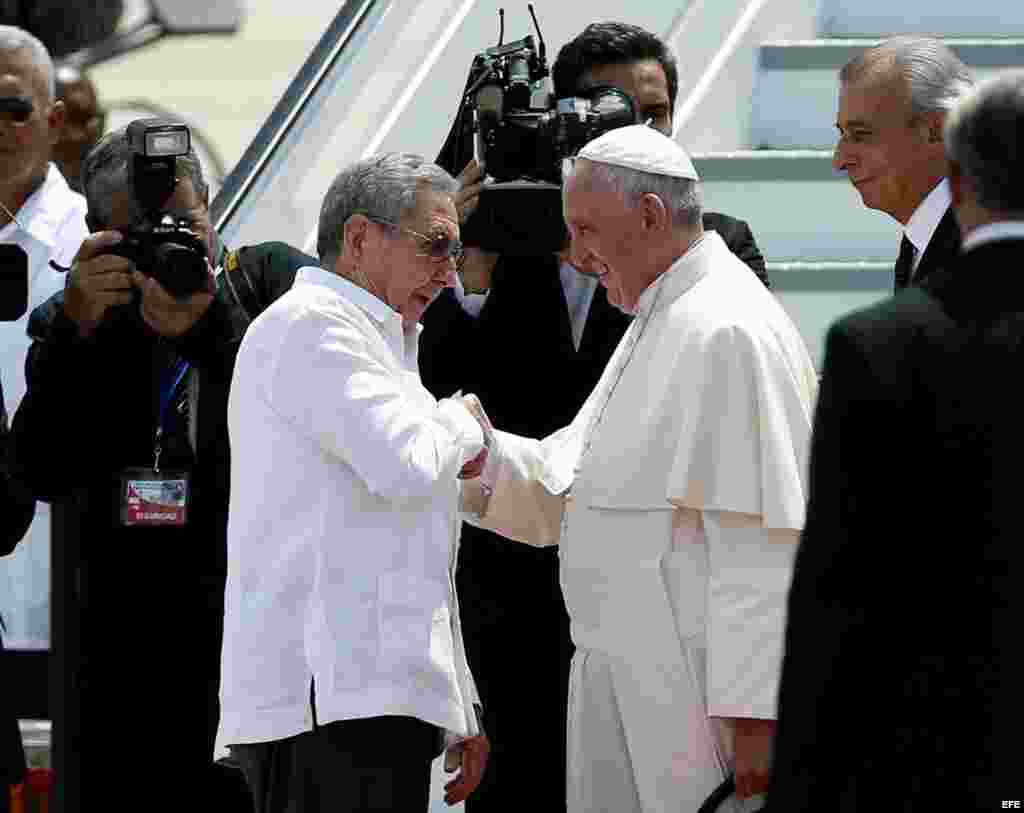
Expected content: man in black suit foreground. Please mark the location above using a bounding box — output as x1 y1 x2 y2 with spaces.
421 22 768 812
769 70 1024 812
833 37 973 290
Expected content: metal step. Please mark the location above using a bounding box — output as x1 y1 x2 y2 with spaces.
818 0 1024 38
752 38 1024 149
692 150 902 263
768 263 893 369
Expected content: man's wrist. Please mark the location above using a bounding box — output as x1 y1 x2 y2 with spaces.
458 270 490 296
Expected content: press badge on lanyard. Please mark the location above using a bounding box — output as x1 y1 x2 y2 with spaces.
120 358 191 527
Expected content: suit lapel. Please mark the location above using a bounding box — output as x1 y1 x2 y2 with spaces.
913 206 961 285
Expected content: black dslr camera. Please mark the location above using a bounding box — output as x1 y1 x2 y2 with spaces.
441 6 636 253
102 119 209 298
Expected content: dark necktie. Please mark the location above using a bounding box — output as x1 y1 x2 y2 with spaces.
894 235 916 290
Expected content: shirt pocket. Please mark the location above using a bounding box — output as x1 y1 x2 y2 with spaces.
377 571 453 689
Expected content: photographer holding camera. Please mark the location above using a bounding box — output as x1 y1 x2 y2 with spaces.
8 122 314 808
420 21 769 812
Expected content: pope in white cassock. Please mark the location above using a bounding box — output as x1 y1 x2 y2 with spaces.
459 125 818 812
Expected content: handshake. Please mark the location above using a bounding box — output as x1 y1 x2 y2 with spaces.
455 393 494 481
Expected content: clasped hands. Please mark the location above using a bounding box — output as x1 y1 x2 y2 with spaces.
456 393 491 480
63 230 215 339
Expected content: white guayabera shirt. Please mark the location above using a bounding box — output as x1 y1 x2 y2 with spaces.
216 266 484 758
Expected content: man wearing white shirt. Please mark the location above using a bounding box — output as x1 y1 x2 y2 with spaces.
218 153 489 812
0 25 87 650
833 36 973 290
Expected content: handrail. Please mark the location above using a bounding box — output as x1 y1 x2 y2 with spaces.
671 0 770 137
210 0 380 234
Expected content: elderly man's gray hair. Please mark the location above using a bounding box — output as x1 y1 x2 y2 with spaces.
583 161 703 227
81 126 209 228
317 153 458 269
0 25 55 102
945 70 1024 216
840 36 974 118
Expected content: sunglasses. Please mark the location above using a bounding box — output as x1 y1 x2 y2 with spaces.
363 215 465 271
0 97 35 125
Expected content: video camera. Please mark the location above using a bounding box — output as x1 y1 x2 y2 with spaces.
445 6 636 254
99 119 210 298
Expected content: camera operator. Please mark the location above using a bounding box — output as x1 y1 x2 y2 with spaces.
419 22 768 812
1 380 33 813
7 124 315 808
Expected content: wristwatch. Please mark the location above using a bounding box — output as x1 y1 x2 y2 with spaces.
459 270 489 296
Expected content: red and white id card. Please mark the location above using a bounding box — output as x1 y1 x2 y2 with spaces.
120 468 190 527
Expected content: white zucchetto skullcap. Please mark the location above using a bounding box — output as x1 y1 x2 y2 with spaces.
577 124 699 181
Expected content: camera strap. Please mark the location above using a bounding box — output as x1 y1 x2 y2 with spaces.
154 357 191 473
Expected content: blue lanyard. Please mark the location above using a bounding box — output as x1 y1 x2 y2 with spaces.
154 358 190 471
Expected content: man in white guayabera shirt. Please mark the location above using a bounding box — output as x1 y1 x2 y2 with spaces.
461 125 818 813
217 153 490 812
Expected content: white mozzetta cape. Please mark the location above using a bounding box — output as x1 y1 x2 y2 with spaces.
472 230 817 544
466 231 818 811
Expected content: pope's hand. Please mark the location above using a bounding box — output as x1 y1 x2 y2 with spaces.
730 717 774 799
443 734 490 806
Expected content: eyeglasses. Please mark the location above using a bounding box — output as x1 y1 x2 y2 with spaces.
362 215 465 271
0 97 36 126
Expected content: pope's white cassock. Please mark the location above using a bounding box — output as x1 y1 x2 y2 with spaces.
463 228 818 812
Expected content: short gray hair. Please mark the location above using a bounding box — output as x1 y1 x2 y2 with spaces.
81 126 209 228
317 153 458 269
945 70 1024 216
580 160 703 227
840 36 974 118
0 25 55 102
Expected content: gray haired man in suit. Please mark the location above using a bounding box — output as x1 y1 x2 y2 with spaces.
833 36 973 289
772 69 1024 811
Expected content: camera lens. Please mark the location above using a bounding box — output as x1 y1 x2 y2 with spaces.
153 242 208 298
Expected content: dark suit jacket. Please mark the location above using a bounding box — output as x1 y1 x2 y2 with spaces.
417 213 766 809
770 237 1024 812
900 204 961 290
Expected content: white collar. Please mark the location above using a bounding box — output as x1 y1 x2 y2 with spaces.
904 178 951 257
294 265 422 338
961 221 1024 253
634 231 715 318
0 164 81 248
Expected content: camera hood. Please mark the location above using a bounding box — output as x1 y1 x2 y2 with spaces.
461 181 566 255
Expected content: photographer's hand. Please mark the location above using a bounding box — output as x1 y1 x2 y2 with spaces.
64 231 136 338
133 267 216 338
455 159 484 225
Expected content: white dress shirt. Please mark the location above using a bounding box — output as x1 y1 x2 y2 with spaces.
217 266 484 756
903 178 952 278
0 164 87 649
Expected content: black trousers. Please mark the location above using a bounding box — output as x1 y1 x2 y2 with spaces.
232 716 440 813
